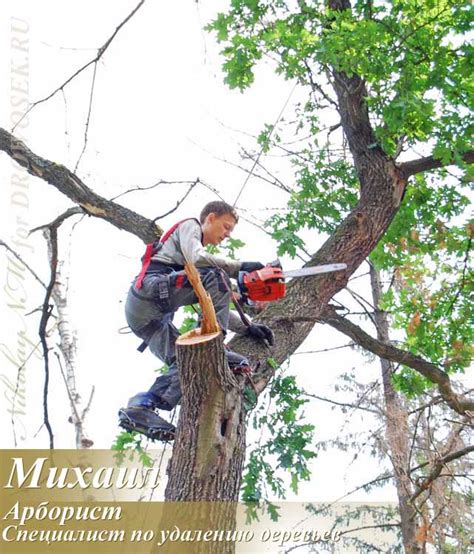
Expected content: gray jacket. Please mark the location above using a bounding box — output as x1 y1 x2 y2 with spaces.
152 218 247 334
152 219 241 277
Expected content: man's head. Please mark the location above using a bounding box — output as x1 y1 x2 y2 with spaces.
200 201 239 246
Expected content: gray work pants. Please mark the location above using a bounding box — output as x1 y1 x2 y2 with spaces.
125 267 233 410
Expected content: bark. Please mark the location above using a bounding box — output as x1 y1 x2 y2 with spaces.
369 266 421 554
45 231 93 448
165 332 246 502
160 264 244 552
0 128 161 243
165 264 246 502
400 150 474 179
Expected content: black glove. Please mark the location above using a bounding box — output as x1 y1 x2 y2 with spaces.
240 261 265 273
246 323 274 346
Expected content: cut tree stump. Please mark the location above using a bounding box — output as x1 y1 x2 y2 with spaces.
165 262 247 503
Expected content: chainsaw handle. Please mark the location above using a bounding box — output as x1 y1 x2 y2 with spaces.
268 259 282 269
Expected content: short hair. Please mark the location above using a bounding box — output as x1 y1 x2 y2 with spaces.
199 201 239 224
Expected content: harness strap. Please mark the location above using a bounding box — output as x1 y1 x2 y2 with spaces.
135 218 193 289
137 341 148 353
135 319 163 353
135 243 155 289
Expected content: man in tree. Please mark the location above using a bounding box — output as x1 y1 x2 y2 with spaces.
119 200 274 440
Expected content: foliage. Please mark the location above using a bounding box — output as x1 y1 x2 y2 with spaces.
371 173 473 392
207 0 473 396
268 150 359 256
242 372 316 519
111 430 153 468
208 0 473 159
206 0 473 541
206 236 245 259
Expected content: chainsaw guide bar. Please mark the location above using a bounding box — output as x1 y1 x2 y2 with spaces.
282 263 347 278
239 262 347 303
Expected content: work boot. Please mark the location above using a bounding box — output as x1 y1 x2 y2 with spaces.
118 407 175 441
118 392 175 441
226 349 252 375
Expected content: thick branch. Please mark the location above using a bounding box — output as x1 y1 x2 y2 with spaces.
229 157 407 393
399 150 474 179
320 305 474 416
181 262 220 336
0 129 161 243
326 0 388 191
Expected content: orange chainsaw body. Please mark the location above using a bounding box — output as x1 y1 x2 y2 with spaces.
242 266 286 302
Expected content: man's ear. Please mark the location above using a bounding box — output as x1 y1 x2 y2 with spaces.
207 212 216 224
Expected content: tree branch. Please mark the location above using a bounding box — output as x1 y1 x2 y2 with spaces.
326 0 389 185
0 239 46 288
0 129 161 243
37 204 95 448
399 150 474 179
303 392 380 414
293 342 355 355
338 523 401 538
304 471 394 519
152 179 199 222
29 207 84 235
320 306 474 416
74 60 99 173
39 226 57 449
410 445 474 502
110 178 199 201
12 0 146 131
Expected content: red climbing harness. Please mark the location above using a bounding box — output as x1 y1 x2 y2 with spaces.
135 219 195 289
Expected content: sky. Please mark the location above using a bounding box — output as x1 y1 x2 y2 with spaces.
1 0 469 511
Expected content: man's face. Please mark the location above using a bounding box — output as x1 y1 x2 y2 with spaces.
202 212 237 246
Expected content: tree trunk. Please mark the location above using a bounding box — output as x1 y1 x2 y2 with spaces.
165 263 247 502
165 331 247 501
370 265 421 554
45 230 93 448
159 264 247 553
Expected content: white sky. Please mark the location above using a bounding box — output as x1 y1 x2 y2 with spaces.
1 0 470 508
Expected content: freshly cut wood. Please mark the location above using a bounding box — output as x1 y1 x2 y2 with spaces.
179 261 220 336
177 329 221 346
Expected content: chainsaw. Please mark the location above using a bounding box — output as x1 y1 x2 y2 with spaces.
237 260 347 304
